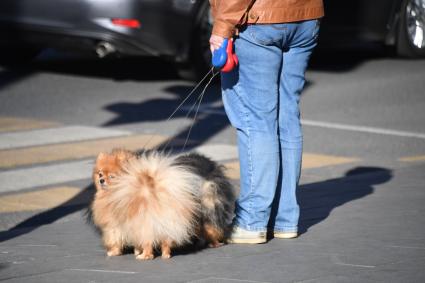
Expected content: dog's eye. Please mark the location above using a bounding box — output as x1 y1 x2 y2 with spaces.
98 173 103 177
108 174 115 179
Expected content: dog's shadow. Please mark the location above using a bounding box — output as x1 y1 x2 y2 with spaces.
0 166 392 250
0 185 95 242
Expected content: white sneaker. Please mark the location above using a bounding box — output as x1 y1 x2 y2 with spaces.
228 226 267 244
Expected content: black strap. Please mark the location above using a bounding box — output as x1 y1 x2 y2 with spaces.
235 0 257 35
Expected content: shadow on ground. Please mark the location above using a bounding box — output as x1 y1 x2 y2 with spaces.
297 166 392 234
0 166 392 244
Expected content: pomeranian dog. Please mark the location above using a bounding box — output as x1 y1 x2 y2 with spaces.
90 148 235 260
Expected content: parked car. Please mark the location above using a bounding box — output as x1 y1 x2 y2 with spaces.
0 0 424 78
0 0 212 77
319 0 425 58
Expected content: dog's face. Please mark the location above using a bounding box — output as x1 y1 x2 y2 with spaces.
93 150 134 190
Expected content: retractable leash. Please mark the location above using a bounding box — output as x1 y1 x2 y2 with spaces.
179 38 238 150
212 38 238 72
210 0 255 72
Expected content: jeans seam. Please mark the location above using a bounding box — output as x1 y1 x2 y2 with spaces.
247 114 253 221
233 83 255 227
239 87 254 223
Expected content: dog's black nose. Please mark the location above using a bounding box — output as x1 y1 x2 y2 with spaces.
100 179 105 184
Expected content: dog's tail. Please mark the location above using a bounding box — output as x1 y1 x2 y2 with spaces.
199 170 236 242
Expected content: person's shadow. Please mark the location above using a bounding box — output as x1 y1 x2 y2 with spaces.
0 166 392 243
269 166 392 236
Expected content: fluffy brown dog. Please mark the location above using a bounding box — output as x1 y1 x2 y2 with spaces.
90 149 235 260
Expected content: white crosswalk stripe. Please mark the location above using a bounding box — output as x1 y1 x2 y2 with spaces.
0 126 130 150
0 160 93 193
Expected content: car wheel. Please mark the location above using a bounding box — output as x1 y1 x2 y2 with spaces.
177 0 213 80
397 0 425 57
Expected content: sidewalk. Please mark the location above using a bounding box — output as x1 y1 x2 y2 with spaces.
1 162 424 283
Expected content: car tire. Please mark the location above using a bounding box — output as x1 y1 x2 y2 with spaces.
177 0 213 81
396 0 425 58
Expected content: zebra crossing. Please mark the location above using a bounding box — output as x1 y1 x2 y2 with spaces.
0 116 359 213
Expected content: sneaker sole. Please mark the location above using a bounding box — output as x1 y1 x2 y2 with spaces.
273 232 298 239
228 238 267 244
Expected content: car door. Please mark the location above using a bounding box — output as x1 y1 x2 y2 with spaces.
319 0 401 46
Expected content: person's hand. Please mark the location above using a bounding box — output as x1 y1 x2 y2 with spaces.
209 34 225 53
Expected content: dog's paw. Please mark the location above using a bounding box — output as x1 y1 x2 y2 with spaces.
161 253 172 259
208 242 224 248
134 248 142 256
136 253 154 260
106 247 122 257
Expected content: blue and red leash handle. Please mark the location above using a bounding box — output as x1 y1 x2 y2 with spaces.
212 38 238 72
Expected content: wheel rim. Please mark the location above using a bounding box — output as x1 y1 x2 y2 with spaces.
406 0 425 49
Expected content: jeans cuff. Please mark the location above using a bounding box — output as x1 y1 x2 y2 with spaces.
273 226 298 233
234 221 267 232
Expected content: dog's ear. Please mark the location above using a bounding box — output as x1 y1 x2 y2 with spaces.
115 149 133 163
96 152 107 163
115 151 127 162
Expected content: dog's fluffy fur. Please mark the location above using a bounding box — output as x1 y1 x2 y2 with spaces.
91 149 235 260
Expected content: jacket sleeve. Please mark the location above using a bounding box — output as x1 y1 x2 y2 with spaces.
209 0 254 38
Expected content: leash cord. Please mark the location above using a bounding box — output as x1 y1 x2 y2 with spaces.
180 69 219 152
142 67 217 151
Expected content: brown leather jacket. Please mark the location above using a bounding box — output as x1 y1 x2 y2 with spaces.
210 0 324 38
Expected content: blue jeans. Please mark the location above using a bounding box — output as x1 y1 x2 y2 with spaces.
221 20 320 233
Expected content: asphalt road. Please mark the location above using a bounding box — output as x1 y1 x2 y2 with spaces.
0 48 424 282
